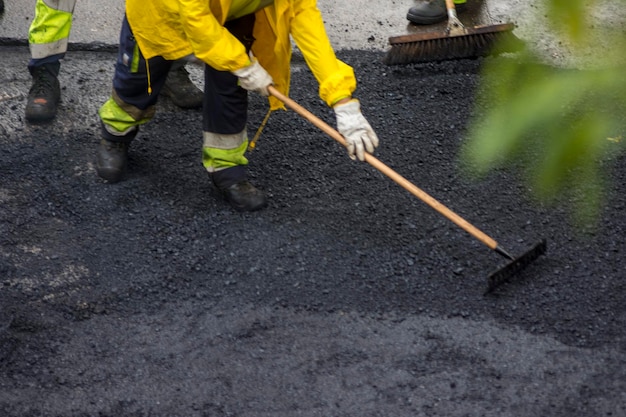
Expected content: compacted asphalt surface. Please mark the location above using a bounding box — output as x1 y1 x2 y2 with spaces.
1 2 625 417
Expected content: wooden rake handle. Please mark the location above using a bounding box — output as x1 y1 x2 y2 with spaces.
267 85 499 252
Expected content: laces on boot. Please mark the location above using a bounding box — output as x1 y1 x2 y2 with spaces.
29 67 60 101
25 66 61 122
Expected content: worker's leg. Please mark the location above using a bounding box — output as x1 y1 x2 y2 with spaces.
96 15 173 183
26 0 76 122
202 14 267 212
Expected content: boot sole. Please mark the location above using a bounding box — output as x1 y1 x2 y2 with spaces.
407 12 446 25
407 4 467 25
95 167 125 183
25 106 58 123
210 182 268 212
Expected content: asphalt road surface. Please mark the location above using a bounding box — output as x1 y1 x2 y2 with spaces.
1 2 625 417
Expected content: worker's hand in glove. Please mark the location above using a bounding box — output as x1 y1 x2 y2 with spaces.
232 58 273 96
334 99 379 161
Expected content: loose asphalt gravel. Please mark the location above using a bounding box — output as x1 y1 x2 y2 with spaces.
1 15 625 417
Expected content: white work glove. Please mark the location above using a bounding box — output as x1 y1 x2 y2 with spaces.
232 58 273 96
334 99 379 161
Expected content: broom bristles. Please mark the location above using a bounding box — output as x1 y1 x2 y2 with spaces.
383 23 524 65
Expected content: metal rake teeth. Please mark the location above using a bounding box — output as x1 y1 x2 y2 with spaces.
484 239 547 295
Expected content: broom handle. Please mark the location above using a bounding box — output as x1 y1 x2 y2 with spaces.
267 85 499 251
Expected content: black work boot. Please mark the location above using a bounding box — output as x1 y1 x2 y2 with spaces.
211 166 268 212
222 181 268 212
25 65 61 123
96 139 130 183
162 65 203 109
95 125 138 183
407 0 467 25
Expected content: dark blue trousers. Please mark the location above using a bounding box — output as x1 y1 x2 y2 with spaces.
110 15 251 135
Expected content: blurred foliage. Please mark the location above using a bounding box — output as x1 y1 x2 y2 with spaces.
460 0 626 227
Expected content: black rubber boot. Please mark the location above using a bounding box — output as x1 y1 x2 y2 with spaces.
407 0 467 25
95 125 138 183
211 166 268 212
162 65 203 109
25 65 61 123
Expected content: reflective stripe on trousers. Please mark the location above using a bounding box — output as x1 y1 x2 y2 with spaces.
28 0 77 61
98 15 172 136
201 15 255 172
99 13 254 172
202 131 249 173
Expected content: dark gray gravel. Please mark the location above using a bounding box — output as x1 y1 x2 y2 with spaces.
1 46 625 417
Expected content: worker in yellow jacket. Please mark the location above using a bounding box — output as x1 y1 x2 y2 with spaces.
96 0 380 212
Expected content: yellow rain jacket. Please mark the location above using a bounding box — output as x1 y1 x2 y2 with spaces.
126 0 356 110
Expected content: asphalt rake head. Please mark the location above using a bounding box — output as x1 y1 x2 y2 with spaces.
485 239 547 295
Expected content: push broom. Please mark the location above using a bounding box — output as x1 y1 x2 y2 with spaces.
383 0 524 65
267 85 546 294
